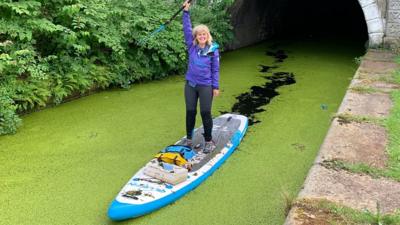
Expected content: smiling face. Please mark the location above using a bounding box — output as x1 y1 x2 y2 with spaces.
196 31 208 46
193 24 212 47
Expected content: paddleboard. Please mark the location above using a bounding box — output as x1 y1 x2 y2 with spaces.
108 113 248 221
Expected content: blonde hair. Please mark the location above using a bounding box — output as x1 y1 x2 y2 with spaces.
192 24 213 46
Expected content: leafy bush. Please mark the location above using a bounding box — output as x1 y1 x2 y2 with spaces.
0 0 234 135
0 86 21 135
189 0 235 48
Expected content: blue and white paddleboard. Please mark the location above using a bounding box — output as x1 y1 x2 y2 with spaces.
108 113 248 221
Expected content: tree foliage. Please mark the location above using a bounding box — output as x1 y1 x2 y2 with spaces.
0 0 234 135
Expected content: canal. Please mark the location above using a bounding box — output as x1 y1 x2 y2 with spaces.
0 39 364 224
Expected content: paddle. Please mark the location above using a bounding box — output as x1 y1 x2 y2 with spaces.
137 0 194 45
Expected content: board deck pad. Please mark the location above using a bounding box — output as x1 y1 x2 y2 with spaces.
108 114 248 221
177 116 241 171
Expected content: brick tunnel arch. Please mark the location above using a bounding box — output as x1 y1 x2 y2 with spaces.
229 0 385 49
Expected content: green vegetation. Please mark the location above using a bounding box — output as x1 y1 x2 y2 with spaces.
320 159 396 180
357 73 397 84
0 0 234 135
281 189 297 217
334 113 385 126
386 58 400 181
296 199 400 225
354 56 363 65
391 55 400 84
0 40 363 224
394 69 400 84
350 85 379 94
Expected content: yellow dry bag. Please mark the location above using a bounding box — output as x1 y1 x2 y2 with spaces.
154 152 188 166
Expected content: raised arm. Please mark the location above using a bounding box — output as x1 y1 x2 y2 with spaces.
182 11 193 48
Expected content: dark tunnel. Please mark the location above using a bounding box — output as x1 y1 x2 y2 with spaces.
280 0 369 40
229 0 370 48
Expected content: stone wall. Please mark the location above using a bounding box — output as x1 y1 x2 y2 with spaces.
385 0 400 48
227 0 288 49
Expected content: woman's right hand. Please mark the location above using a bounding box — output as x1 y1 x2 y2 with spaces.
183 0 190 11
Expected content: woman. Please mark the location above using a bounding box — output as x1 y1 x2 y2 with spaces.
182 0 220 153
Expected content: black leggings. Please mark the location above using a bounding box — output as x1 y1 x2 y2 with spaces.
184 83 213 142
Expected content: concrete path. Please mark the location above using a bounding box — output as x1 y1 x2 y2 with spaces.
285 49 400 224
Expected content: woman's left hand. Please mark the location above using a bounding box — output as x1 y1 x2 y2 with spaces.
183 0 190 11
213 89 220 97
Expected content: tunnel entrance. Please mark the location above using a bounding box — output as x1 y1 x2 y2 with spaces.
229 0 371 49
279 0 369 41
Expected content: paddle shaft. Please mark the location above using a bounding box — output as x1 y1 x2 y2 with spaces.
164 0 193 26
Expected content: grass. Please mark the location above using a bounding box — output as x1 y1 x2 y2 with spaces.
395 55 400 64
385 87 400 182
0 40 363 225
394 70 400 84
334 112 385 126
320 159 394 180
280 188 297 217
394 55 400 84
295 199 400 225
357 73 398 84
349 85 379 94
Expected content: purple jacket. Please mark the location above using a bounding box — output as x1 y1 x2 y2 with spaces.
183 11 220 89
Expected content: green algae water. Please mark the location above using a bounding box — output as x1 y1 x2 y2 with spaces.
0 40 364 225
